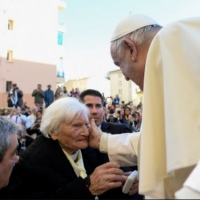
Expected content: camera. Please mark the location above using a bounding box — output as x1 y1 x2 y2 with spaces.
117 110 121 114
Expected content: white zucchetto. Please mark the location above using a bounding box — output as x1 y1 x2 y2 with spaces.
110 14 158 42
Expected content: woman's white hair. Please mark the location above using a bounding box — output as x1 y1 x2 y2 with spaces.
40 97 89 138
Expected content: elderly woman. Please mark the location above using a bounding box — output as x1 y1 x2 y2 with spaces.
5 97 126 199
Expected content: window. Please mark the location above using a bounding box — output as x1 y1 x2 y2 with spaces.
57 57 64 78
6 81 12 92
58 32 63 45
8 20 14 30
7 50 13 62
118 72 122 78
118 81 122 86
118 89 122 94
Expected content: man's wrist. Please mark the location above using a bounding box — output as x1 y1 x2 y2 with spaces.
100 133 109 153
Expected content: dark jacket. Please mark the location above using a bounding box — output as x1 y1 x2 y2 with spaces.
3 136 136 199
17 90 23 107
44 89 54 107
7 98 15 107
32 89 44 104
101 121 131 134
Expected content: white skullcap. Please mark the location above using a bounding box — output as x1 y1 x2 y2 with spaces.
110 14 158 42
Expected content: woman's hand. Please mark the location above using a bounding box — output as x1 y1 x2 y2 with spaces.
89 162 126 195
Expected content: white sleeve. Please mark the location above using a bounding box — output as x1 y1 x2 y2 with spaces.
100 132 140 167
175 160 200 199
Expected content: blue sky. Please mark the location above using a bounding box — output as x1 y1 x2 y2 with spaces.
59 0 200 81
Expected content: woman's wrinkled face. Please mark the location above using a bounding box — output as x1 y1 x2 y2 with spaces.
51 112 90 154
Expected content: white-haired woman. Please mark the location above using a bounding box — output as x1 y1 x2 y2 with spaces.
6 97 125 199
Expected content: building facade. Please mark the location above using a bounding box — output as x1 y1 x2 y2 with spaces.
65 76 110 97
65 70 142 105
109 69 142 105
0 0 67 107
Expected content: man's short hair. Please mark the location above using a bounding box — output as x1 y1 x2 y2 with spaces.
80 89 104 105
12 83 17 87
0 117 19 163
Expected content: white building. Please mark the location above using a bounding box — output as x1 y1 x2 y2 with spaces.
0 0 67 107
65 76 110 97
109 69 142 105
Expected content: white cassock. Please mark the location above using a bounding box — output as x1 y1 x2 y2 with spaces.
100 17 200 199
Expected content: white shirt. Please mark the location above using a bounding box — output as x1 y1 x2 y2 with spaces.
25 114 36 129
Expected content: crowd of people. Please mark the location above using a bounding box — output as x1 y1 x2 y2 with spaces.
7 83 82 110
1 86 143 156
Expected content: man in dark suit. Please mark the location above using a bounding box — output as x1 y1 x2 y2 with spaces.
7 94 16 108
80 89 143 199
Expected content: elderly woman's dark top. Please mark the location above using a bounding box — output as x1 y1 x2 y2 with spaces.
3 135 136 199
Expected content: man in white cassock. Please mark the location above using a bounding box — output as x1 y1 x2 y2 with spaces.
89 14 200 199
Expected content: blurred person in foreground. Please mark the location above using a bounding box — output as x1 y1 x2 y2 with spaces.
0 117 19 193
88 14 200 199
4 97 129 199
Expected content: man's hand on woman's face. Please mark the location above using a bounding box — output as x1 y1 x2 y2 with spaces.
88 118 102 149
